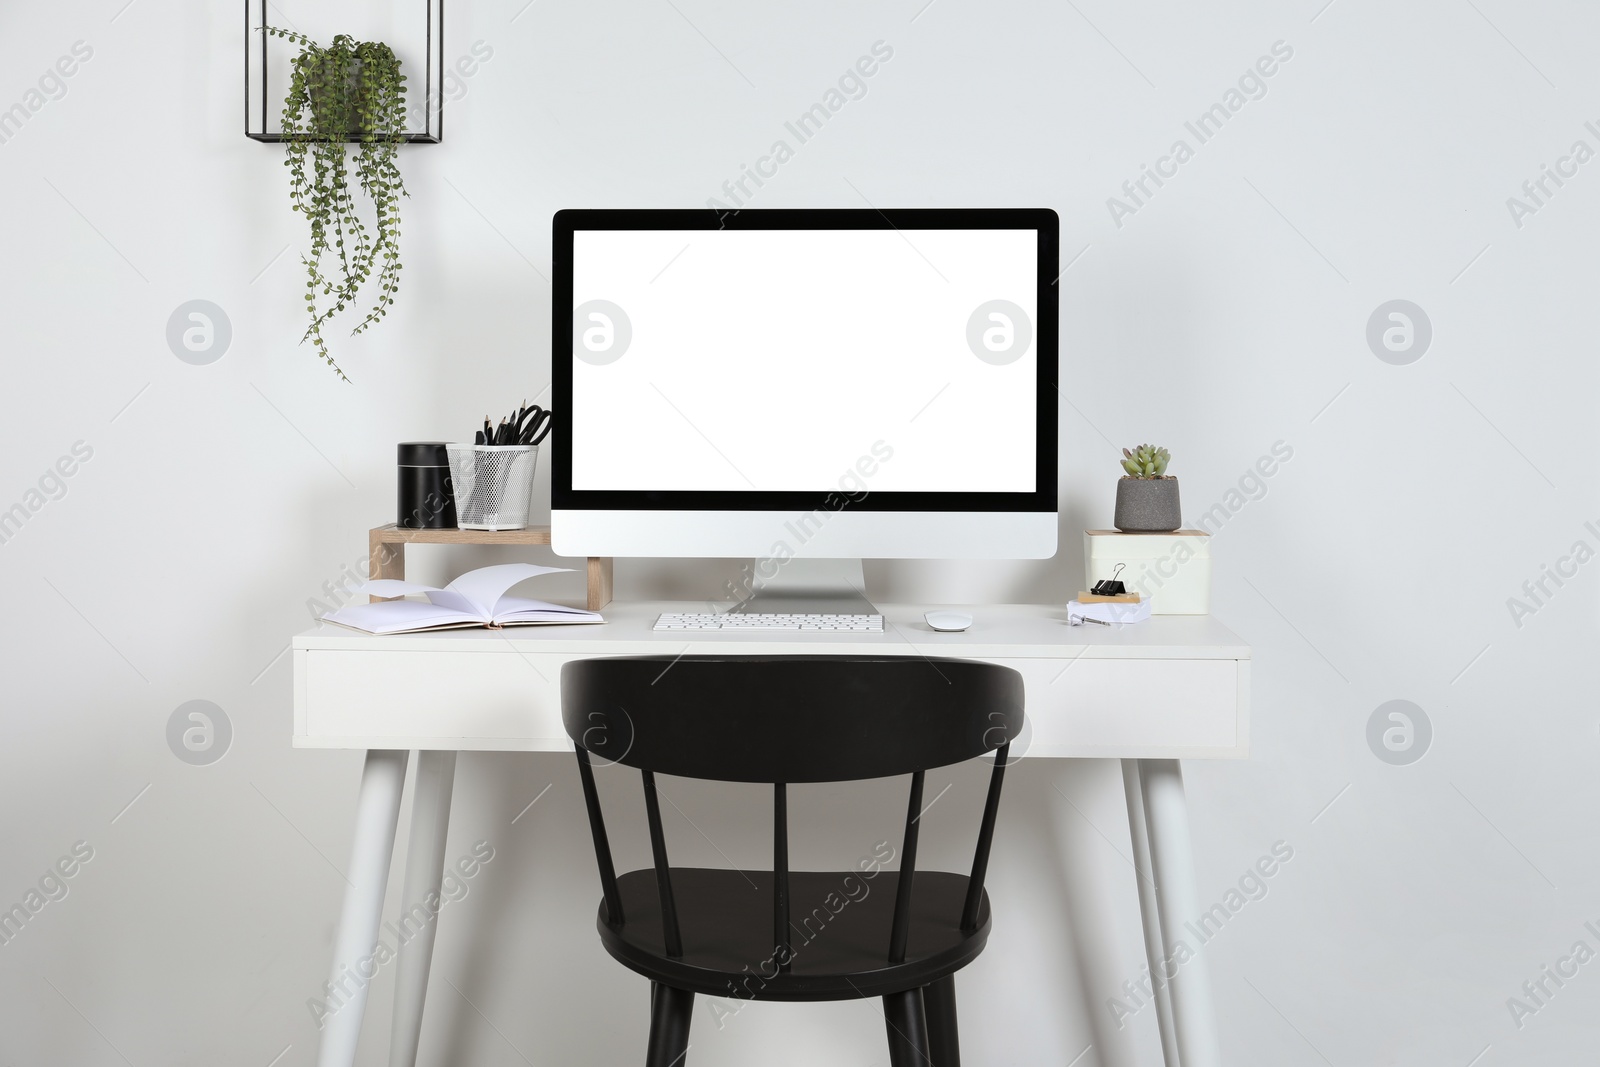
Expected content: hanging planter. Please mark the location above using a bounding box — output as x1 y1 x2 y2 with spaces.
262 27 409 381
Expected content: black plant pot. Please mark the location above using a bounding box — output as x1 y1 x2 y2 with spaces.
1114 478 1181 532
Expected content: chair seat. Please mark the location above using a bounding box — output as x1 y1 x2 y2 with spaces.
597 868 992 1001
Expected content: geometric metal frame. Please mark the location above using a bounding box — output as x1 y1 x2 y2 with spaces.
245 0 443 144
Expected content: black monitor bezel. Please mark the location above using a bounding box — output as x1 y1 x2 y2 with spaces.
551 207 1058 514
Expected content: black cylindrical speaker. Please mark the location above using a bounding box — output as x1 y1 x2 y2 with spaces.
397 442 457 529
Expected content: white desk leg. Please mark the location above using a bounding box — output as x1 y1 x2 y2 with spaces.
318 749 410 1067
389 750 457 1067
1139 759 1222 1067
1122 760 1181 1067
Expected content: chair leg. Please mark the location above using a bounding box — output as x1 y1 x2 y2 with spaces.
883 988 931 1067
923 976 960 1066
645 982 694 1067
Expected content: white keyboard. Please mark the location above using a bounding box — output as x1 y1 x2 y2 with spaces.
654 612 884 632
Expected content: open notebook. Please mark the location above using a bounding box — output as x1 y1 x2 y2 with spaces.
322 563 603 634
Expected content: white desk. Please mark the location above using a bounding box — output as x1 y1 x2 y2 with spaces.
293 602 1250 1067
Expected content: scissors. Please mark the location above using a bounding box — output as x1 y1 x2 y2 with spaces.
518 405 553 446
474 403 555 446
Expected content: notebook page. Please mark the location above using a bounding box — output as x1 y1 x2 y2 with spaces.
444 563 572 618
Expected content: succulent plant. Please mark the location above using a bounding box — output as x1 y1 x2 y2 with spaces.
1120 444 1171 479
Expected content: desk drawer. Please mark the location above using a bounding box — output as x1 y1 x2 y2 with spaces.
996 657 1247 759
296 649 570 750
294 649 1247 758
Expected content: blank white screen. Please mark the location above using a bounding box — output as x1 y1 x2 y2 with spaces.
570 228 1038 493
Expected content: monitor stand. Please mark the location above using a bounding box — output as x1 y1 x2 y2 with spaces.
730 557 879 616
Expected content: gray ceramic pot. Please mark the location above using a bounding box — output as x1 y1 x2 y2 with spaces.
1114 478 1181 532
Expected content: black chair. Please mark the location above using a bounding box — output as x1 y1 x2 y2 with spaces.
562 654 1025 1067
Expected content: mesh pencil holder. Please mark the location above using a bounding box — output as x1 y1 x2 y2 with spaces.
445 445 539 531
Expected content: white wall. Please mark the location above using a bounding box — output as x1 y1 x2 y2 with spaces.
2 1 1597 1064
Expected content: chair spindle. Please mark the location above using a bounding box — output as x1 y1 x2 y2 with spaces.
962 742 1010 933
774 782 791 970
887 770 925 964
640 770 683 957
575 747 625 924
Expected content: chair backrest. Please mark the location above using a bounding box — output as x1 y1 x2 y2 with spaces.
561 655 1024 966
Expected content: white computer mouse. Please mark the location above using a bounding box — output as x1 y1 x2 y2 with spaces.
924 611 973 632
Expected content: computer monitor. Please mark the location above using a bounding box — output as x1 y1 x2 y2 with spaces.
551 208 1058 561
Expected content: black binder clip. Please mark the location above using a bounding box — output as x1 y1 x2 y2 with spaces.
1091 563 1127 597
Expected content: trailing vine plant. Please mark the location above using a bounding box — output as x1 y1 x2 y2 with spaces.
263 28 408 381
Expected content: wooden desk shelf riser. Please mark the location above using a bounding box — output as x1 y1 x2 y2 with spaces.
368 524 612 611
